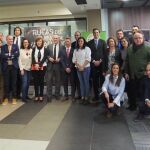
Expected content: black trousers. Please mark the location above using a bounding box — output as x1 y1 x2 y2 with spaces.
63 70 75 97
46 64 61 99
32 67 46 97
102 93 119 113
3 65 17 99
91 67 104 100
128 77 142 109
139 101 150 115
16 68 22 97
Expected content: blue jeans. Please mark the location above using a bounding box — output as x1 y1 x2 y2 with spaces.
21 70 31 100
77 67 90 97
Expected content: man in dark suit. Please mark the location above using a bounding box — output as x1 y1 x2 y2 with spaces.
1 35 19 105
46 34 64 101
13 26 24 99
71 31 81 100
116 29 124 50
60 37 75 101
88 28 107 103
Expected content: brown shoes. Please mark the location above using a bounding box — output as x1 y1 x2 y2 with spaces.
2 98 9 105
12 98 17 105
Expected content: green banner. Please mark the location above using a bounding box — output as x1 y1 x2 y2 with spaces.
81 31 106 42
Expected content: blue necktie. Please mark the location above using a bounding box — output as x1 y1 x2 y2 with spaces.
95 39 98 48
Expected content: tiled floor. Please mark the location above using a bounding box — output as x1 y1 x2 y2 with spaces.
0 97 149 150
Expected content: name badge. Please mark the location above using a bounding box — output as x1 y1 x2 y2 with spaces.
8 60 13 65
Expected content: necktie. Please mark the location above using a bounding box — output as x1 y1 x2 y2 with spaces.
95 39 98 48
53 44 56 60
66 48 70 58
38 49 41 62
16 37 19 48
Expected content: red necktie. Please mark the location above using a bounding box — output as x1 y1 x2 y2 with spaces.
66 48 70 58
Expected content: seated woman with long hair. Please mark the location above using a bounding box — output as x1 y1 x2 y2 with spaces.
102 63 125 118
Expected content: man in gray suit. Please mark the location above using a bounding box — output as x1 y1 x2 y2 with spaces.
46 34 64 102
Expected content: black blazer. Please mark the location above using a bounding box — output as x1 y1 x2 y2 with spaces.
32 47 49 67
1 44 19 71
106 48 122 68
71 41 77 50
60 47 74 70
13 36 24 49
88 38 107 72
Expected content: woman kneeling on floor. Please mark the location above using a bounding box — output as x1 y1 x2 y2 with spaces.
102 63 125 118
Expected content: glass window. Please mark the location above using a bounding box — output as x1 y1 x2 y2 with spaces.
48 21 66 26
10 23 28 36
0 24 9 42
33 22 47 27
67 20 87 41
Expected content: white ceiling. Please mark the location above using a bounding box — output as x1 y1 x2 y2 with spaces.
0 0 101 14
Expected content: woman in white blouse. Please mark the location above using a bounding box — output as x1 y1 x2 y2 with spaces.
72 37 91 105
19 38 32 102
102 63 125 118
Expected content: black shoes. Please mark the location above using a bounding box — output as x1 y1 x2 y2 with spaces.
61 96 69 102
134 114 144 122
127 106 137 111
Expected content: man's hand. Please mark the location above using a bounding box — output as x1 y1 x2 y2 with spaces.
65 68 71 73
93 59 102 67
146 101 150 107
56 58 60 63
49 57 55 63
125 73 129 81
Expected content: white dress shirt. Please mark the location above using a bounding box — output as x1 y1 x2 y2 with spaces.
102 74 125 106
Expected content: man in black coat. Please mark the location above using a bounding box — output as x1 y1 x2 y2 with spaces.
88 28 107 103
13 26 24 99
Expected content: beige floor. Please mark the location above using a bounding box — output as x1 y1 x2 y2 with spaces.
0 99 72 150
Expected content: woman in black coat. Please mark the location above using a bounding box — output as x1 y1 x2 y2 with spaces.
32 36 48 102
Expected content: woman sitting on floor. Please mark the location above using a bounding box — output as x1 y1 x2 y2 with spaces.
102 63 125 118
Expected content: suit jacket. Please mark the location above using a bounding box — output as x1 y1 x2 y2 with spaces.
88 39 107 72
1 44 19 71
106 48 122 68
13 36 24 50
47 44 64 71
60 47 74 70
71 41 77 50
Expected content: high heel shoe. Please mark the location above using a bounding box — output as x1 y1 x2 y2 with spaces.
39 97 44 102
34 97 39 102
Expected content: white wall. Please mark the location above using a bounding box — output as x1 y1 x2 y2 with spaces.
101 9 109 39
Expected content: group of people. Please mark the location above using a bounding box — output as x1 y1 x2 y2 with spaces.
0 25 150 121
